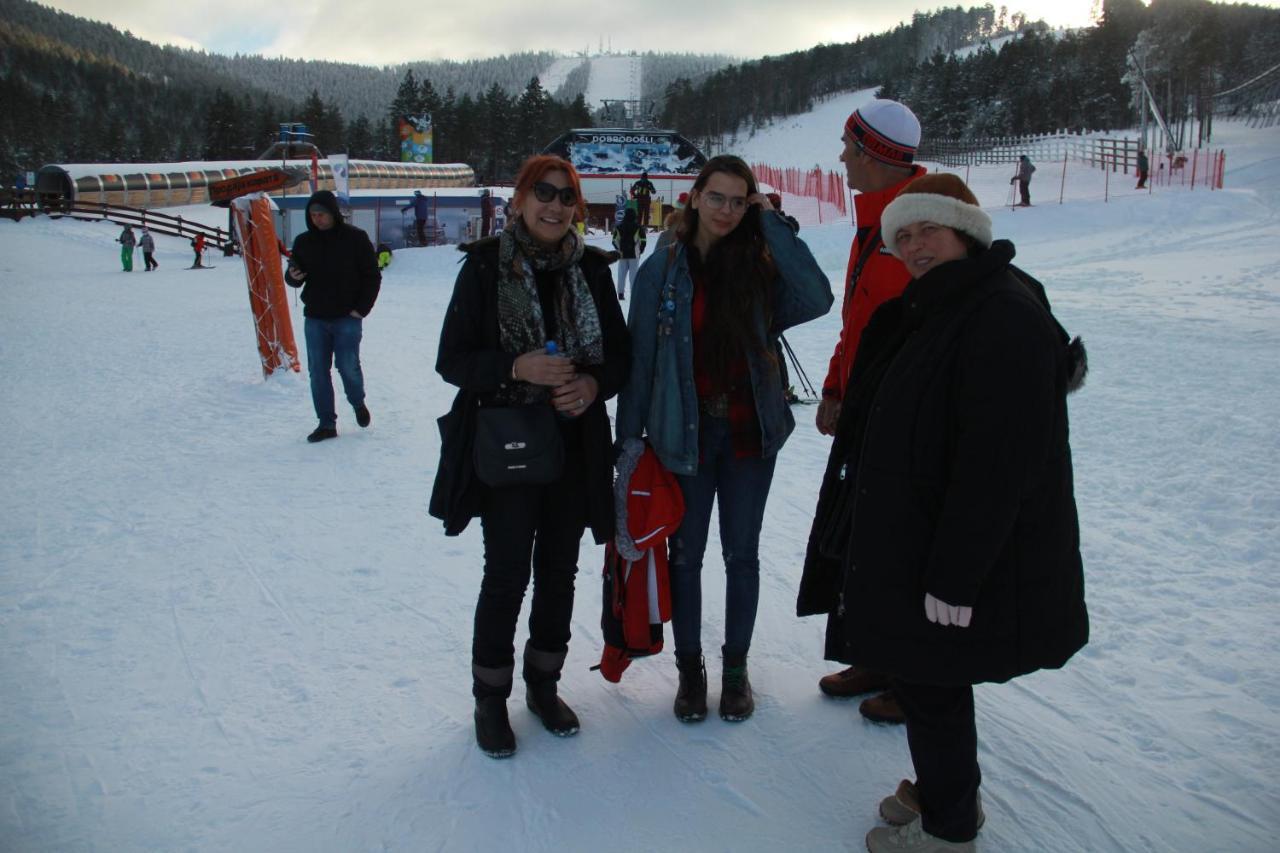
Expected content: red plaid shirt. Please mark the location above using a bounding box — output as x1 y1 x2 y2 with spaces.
691 268 762 459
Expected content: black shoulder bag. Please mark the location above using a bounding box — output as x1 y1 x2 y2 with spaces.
473 402 564 487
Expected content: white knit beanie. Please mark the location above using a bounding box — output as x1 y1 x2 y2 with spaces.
881 173 993 257
845 99 921 167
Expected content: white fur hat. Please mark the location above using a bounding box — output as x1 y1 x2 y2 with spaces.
881 173 993 257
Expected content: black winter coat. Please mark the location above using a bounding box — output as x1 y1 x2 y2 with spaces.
796 240 1087 686
288 192 381 319
429 237 630 540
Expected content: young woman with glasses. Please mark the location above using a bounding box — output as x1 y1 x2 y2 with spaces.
616 155 833 723
431 155 630 758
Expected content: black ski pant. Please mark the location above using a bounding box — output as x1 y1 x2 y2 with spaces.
472 449 588 694
1018 179 1030 206
143 251 157 270
892 679 982 843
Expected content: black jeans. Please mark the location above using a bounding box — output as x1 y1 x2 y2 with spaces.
892 679 982 843
472 454 589 680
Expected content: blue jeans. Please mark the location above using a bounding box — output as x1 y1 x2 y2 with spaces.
304 316 365 428
669 416 777 660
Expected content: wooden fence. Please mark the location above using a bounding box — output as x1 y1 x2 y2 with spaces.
0 191 235 249
919 132 1151 174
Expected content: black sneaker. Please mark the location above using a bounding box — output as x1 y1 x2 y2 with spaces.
674 654 707 722
720 662 754 722
474 696 516 758
306 426 338 443
355 405 371 428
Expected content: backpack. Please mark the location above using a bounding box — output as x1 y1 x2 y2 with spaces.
594 439 685 682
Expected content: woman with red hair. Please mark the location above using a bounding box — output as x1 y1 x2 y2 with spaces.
431 155 630 758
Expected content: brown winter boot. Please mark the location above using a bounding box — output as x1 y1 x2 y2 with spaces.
523 642 580 737
673 653 708 722
859 690 906 725
818 665 892 698
719 651 754 722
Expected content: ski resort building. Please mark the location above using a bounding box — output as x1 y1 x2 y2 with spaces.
541 128 708 225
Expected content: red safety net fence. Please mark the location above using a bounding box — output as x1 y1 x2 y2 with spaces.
751 164 850 226
231 194 300 378
1150 149 1226 190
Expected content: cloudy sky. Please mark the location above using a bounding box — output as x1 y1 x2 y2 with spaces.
42 1 1114 65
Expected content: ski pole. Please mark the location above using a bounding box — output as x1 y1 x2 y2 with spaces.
780 334 818 400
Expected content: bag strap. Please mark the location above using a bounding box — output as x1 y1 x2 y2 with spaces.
846 225 882 300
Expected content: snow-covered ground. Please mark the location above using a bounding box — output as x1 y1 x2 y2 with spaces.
2 104 1278 851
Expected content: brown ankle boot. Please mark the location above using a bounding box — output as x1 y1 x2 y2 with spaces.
858 690 905 724
719 652 754 722
674 653 707 722
818 665 891 698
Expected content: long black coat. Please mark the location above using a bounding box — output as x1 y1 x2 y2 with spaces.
796 241 1087 686
429 237 630 541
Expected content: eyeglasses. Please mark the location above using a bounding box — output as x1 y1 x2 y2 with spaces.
700 190 747 214
531 182 578 206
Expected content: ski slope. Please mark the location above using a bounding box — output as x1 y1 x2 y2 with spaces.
584 54 642 115
1 107 1278 850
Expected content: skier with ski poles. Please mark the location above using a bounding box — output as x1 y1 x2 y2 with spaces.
1010 154 1035 206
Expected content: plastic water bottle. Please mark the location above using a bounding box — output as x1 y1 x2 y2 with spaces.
545 341 571 418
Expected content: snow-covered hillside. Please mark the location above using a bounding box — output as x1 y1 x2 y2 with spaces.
1 105 1277 851
584 54 643 115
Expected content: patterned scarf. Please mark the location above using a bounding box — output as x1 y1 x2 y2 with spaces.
496 218 604 404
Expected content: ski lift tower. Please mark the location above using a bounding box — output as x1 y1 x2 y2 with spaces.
258 123 321 161
599 99 657 130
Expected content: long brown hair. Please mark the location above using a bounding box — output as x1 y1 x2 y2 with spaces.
681 155 777 386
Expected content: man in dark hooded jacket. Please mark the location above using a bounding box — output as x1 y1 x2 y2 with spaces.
287 190 381 443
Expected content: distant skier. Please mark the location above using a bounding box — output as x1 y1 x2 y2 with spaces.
190 232 206 268
117 224 136 271
139 226 157 271
403 190 431 244
1010 154 1035 206
1136 148 1149 189
630 170 656 229
611 206 646 300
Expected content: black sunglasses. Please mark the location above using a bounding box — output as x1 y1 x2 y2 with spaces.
532 181 578 206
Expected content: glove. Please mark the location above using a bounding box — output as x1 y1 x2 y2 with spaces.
924 592 972 628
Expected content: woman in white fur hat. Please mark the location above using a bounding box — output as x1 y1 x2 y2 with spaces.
797 173 1089 853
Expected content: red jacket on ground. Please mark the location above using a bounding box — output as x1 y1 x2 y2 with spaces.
822 166 925 399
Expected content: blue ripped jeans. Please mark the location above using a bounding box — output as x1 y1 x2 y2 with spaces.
669 416 777 661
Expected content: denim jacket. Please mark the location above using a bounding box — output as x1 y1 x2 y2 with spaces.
616 211 833 475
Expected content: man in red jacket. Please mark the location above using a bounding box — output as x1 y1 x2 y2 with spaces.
815 98 925 725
